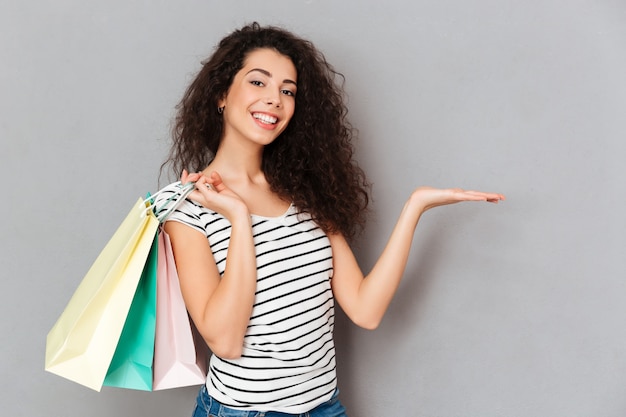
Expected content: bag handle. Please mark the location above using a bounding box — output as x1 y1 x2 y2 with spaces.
141 181 196 223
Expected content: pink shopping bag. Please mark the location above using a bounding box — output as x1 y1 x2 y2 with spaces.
153 229 208 390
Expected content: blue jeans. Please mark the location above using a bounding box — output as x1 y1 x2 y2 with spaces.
192 384 348 417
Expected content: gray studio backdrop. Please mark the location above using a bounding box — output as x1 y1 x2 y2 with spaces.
2 1 625 416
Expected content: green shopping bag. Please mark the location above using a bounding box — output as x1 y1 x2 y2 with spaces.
103 232 158 390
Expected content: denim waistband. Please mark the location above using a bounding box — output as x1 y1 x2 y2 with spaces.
193 384 344 417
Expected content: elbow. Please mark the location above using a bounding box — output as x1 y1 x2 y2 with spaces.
213 348 243 360
195 322 245 359
207 339 244 360
352 315 382 331
345 306 385 330
358 321 381 331
194 318 247 359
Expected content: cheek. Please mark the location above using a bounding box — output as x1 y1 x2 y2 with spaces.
284 102 296 123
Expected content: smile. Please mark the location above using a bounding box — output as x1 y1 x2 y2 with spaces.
252 113 278 125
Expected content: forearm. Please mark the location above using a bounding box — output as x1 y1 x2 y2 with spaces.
355 197 424 327
198 217 257 357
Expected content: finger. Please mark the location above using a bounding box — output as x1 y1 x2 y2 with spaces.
195 176 213 193
204 180 218 193
185 184 206 204
455 191 489 201
480 192 505 202
464 191 504 201
208 171 227 192
181 170 202 184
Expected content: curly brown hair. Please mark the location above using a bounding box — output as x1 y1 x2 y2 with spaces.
162 22 370 239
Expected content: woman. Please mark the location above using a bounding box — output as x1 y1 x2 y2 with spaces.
160 22 504 417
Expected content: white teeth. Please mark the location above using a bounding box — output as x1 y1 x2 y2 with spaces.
253 113 277 124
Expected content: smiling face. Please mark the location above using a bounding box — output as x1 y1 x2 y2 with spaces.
218 48 297 148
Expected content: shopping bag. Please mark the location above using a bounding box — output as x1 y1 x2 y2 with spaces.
46 181 196 391
153 229 208 390
103 232 159 391
45 198 160 391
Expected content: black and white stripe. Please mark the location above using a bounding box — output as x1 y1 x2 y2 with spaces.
162 195 337 414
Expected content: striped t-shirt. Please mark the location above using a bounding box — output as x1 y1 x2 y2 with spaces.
164 197 337 413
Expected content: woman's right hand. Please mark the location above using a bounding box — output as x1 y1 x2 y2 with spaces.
181 169 250 222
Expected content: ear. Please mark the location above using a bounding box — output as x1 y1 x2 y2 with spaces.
217 93 227 109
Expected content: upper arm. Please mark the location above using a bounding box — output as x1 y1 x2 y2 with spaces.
163 220 221 331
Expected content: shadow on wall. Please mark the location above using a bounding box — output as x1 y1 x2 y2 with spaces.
333 217 449 412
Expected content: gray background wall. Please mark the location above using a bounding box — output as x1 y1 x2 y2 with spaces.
2 1 625 416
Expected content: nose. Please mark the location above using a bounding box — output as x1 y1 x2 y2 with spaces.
264 90 282 108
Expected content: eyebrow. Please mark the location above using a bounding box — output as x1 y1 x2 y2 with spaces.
246 68 297 86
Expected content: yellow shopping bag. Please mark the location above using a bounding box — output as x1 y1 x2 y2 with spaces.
45 198 160 391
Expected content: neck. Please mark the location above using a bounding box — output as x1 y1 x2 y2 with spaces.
206 137 265 185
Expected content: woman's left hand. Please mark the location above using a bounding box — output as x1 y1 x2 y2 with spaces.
409 187 505 212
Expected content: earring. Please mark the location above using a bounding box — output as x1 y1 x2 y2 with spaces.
217 106 225 114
